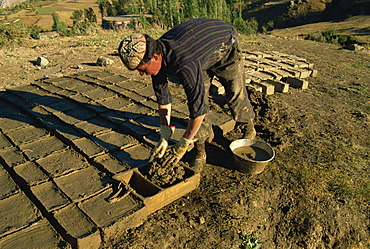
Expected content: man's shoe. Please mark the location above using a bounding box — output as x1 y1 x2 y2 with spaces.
236 121 256 139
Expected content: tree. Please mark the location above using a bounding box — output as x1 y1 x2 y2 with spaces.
51 12 69 36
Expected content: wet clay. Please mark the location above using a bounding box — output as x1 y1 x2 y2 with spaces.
233 146 271 161
147 161 187 188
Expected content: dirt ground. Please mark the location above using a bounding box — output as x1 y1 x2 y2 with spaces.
1 31 369 248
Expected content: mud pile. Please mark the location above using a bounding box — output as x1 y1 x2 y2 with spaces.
146 161 187 188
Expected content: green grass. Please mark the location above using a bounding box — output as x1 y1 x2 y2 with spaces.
36 7 54 14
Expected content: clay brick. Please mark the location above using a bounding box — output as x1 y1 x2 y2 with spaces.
115 80 146 90
20 136 67 160
93 154 130 174
13 161 48 186
87 71 116 80
0 219 71 249
141 99 158 109
28 105 50 119
297 68 312 78
0 105 20 117
54 111 83 124
120 104 155 120
121 89 147 103
93 131 138 151
0 192 40 236
97 96 132 110
263 79 290 93
251 81 275 95
120 119 153 138
73 83 98 93
64 107 96 121
85 101 109 113
249 70 274 81
79 188 147 238
207 111 236 135
37 149 90 176
0 147 26 167
34 81 63 92
73 137 104 157
135 115 159 131
5 125 49 145
311 69 318 77
54 204 101 249
135 85 156 99
172 103 189 115
0 114 34 132
112 144 151 168
100 110 127 125
286 77 309 90
0 133 12 150
101 74 130 83
84 88 116 100
31 181 69 211
74 118 111 135
54 167 108 202
44 99 80 113
68 93 91 103
0 166 19 199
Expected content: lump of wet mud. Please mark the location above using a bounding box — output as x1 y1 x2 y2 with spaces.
146 160 187 188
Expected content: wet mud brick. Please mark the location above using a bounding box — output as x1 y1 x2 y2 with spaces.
207 110 236 135
0 219 71 249
93 153 130 174
20 136 67 160
0 192 41 237
36 149 90 177
80 188 147 239
13 161 48 186
112 144 152 168
31 181 69 211
0 166 19 199
53 167 109 202
286 77 309 90
92 131 138 151
54 204 101 249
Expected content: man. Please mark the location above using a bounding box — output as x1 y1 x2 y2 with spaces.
118 18 256 172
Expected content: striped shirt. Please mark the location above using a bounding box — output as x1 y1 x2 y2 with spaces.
152 18 236 119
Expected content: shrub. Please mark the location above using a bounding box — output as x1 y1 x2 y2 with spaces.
0 21 41 47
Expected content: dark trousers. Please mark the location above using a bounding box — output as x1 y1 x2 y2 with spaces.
195 34 255 144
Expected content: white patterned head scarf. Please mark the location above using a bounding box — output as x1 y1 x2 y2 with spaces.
118 34 146 70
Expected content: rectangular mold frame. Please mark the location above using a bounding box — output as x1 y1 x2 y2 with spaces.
113 164 200 214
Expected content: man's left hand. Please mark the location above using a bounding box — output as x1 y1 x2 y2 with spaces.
162 137 196 165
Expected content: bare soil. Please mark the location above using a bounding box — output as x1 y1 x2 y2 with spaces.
0 29 369 248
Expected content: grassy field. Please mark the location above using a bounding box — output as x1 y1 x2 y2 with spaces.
1 0 101 30
270 15 370 44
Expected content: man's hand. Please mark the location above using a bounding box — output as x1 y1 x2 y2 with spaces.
162 137 197 165
149 125 175 162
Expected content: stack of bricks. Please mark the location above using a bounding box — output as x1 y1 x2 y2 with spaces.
242 51 318 95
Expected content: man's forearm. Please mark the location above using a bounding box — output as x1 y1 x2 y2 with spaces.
183 114 205 140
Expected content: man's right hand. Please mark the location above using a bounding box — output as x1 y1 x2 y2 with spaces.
149 125 175 162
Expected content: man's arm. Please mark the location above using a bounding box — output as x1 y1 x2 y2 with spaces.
183 114 205 140
159 103 204 140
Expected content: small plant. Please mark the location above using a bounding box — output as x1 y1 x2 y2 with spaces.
239 232 262 249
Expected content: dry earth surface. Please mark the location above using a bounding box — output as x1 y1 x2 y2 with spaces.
0 26 370 248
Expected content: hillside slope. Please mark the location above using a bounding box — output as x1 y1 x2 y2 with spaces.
243 0 370 29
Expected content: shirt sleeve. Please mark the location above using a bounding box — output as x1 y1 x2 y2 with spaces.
179 61 209 119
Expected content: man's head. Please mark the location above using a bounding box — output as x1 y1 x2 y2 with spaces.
118 34 163 76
